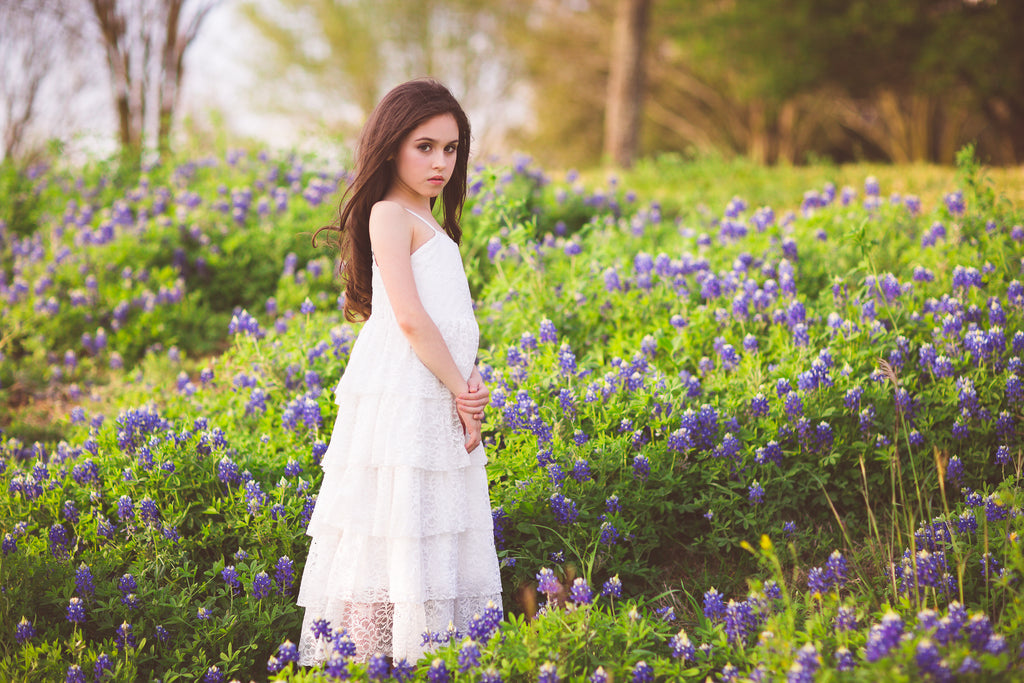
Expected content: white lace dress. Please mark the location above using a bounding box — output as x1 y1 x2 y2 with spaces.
296 209 502 665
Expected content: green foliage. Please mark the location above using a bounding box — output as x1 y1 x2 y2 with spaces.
2 148 1024 680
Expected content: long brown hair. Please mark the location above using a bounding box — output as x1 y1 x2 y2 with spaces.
313 78 472 322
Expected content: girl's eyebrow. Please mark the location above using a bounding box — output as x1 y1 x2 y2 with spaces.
414 136 459 146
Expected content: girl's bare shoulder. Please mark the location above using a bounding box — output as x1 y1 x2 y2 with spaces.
368 201 414 248
369 199 409 223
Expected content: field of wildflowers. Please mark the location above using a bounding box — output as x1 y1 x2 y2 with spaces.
1 146 1023 681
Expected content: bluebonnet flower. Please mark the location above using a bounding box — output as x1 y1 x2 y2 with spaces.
966 612 993 650
835 646 855 671
1004 374 1024 408
653 605 675 623
94 653 113 680
788 643 820 683
984 493 1008 521
720 663 739 682
390 659 415 682
807 567 829 596
605 494 621 513
251 571 272 599
75 564 95 597
630 661 654 683
15 616 35 644
538 318 558 343
956 509 978 533
783 392 803 419
589 667 608 683
984 633 1007 655
96 514 116 540
244 480 267 514
197 606 212 621
980 552 1000 582
65 665 86 683
748 481 765 505
750 393 769 417
65 596 86 624
466 601 503 642
557 343 577 376
944 190 965 215
116 495 134 522
913 638 949 681
569 578 594 605
632 454 650 481
599 521 621 546
537 661 559 683
667 427 694 453
359 652 388 679
536 568 561 597
62 500 79 524
755 440 783 466
703 587 725 621
274 556 294 594
603 267 620 291
549 493 578 524
669 628 695 660
945 455 964 483
723 599 756 643
49 523 69 560
427 658 451 682
601 575 622 598
139 497 160 526
203 666 224 683
865 611 904 661
222 565 242 593
309 618 332 641
332 628 357 657
454 639 481 673
935 604 967 645
826 550 849 587
118 573 137 596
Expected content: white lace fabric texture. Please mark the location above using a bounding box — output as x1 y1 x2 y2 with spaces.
296 214 502 664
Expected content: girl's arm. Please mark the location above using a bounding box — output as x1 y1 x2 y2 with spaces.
369 201 470 397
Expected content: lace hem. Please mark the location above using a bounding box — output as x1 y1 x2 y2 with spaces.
297 594 502 665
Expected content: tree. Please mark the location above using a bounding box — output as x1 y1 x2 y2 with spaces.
604 0 652 167
0 0 89 162
240 0 526 153
85 0 219 161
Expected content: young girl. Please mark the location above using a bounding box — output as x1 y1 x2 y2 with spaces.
296 79 502 666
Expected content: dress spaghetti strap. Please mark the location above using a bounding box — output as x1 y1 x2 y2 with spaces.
404 208 442 234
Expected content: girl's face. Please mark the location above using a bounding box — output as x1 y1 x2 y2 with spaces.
392 113 460 202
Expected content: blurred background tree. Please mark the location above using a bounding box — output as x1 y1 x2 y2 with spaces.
85 0 220 163
1 0 1021 167
239 0 526 152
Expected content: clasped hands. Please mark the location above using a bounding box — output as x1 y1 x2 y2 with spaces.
456 366 489 452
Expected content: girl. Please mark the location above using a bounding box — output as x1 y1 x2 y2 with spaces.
295 79 502 666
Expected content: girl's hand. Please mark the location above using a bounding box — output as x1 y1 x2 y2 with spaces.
459 411 482 452
456 367 489 421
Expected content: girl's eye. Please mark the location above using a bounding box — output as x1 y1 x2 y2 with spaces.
418 144 432 152
445 145 457 154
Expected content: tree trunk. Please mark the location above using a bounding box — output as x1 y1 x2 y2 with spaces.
604 0 651 167
747 98 767 164
158 0 183 156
